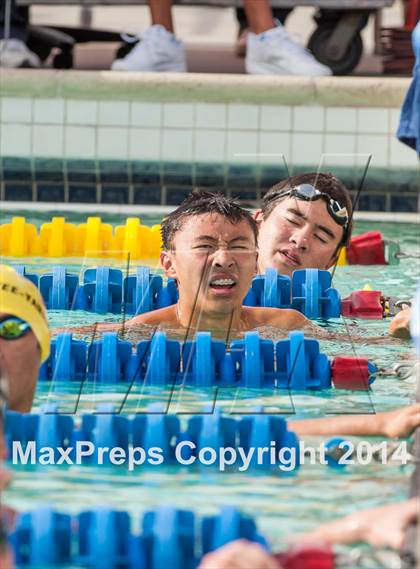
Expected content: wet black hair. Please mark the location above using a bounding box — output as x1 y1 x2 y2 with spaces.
161 190 258 250
261 172 354 247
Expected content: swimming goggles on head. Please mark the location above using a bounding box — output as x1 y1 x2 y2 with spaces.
275 183 349 228
0 316 31 341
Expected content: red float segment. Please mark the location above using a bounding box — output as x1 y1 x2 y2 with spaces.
346 231 387 265
274 544 335 569
331 357 370 390
341 290 384 319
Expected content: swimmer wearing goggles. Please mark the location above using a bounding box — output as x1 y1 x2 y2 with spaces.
0 265 50 412
256 173 353 278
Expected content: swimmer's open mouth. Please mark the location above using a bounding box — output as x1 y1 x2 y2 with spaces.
209 278 236 290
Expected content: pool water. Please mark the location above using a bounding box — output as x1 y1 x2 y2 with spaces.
3 214 420 568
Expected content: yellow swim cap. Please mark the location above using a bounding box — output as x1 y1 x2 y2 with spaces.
0 265 50 362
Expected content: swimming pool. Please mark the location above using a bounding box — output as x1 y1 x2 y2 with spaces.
3 212 420 568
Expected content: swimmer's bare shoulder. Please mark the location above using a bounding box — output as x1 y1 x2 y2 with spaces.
242 306 309 330
126 305 178 327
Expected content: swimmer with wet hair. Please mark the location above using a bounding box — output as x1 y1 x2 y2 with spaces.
256 172 353 278
0 265 50 412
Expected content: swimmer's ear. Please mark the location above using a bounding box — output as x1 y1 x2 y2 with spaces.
254 210 263 226
160 250 177 279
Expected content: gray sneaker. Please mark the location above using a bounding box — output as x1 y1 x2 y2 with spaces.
0 38 40 68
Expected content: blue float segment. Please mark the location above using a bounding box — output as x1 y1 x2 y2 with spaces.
87 333 134 383
5 404 74 458
40 333 87 382
77 404 130 464
137 332 181 386
181 332 229 386
39 266 82 310
202 506 267 554
291 269 341 319
13 264 39 288
276 331 331 390
132 404 180 462
230 332 276 388
77 508 133 569
182 409 236 466
155 278 179 309
124 266 163 315
11 507 72 566
238 413 299 471
142 506 196 569
83 266 123 314
243 269 291 308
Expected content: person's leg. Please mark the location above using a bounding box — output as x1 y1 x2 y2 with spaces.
242 0 275 34
148 0 174 34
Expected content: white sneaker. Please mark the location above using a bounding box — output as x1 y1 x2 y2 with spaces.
112 25 187 72
0 38 40 68
246 25 332 77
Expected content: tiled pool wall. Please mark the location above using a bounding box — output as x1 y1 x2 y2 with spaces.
0 70 418 212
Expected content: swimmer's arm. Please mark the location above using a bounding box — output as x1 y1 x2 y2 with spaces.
388 307 411 339
291 403 420 438
297 498 419 549
52 322 123 335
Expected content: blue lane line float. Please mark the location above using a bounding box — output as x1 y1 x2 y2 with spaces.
238 412 300 470
77 508 133 569
124 266 163 315
13 264 39 288
202 506 267 554
16 265 341 318
276 331 331 390
83 266 123 314
39 266 83 310
291 269 341 319
132 403 180 463
40 331 373 390
11 506 266 569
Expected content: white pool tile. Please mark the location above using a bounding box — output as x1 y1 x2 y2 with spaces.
98 101 130 126
227 130 258 162
293 106 324 132
356 134 389 167
389 108 402 134
64 126 96 158
33 125 64 157
260 106 291 131
131 102 162 127
129 128 161 161
33 98 65 125
194 130 226 162
258 132 291 164
162 129 193 161
0 124 31 156
325 107 357 132
66 100 98 126
389 138 420 168
357 108 389 134
291 133 324 165
195 103 227 129
322 134 356 166
97 127 128 159
227 104 259 130
1 97 32 123
163 103 194 128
